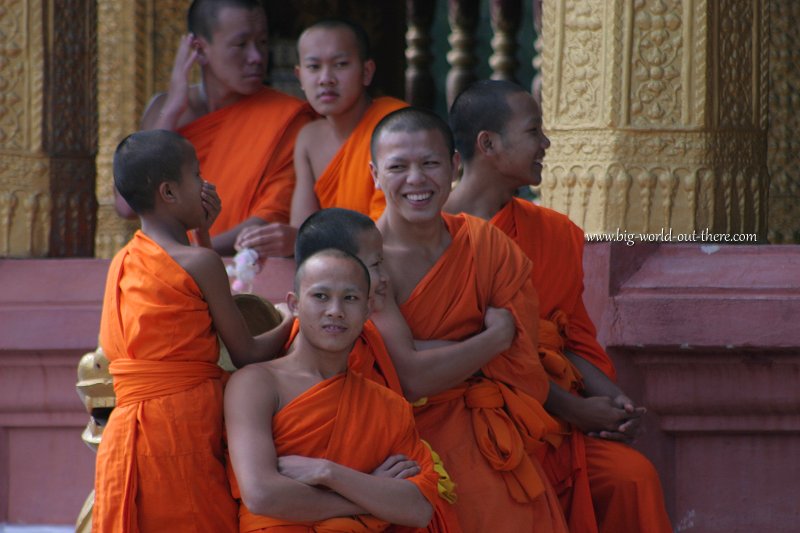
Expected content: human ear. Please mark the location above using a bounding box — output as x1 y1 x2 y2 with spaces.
286 292 299 316
362 59 376 87
159 181 178 204
369 161 380 189
477 131 494 155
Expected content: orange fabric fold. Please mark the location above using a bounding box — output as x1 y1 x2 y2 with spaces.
238 370 440 533
400 213 567 533
491 198 615 379
491 198 672 533
314 97 407 220
280 321 460 533
179 87 314 235
94 231 236 533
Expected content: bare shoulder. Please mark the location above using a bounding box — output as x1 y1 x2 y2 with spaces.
296 118 332 149
140 92 169 129
169 244 227 290
228 360 277 393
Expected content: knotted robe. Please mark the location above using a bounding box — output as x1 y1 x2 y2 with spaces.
93 231 237 533
492 198 672 533
400 213 568 533
179 87 314 236
314 97 407 220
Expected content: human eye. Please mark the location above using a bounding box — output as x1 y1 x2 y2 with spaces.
335 61 349 68
344 294 360 302
423 160 440 168
312 292 328 301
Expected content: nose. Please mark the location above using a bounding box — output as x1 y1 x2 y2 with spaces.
541 131 551 149
406 164 425 185
319 65 336 85
246 42 264 65
325 297 344 317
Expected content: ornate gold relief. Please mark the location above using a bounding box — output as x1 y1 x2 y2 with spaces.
541 0 768 240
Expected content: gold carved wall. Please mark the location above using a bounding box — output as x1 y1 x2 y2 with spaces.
767 0 800 243
0 0 97 257
94 0 191 258
541 0 770 241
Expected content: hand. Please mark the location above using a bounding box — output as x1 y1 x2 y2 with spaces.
235 223 297 260
371 454 421 479
160 34 199 124
484 306 515 352
277 455 329 486
199 181 221 231
570 395 641 437
592 394 646 441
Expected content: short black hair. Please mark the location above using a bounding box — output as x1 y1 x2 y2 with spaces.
188 0 263 41
449 79 529 162
113 130 195 214
370 107 455 162
294 248 371 296
299 18 371 61
295 208 375 266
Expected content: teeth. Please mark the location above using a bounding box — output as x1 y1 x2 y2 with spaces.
406 192 432 201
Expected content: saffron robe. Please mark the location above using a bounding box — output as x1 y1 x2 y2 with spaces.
400 213 569 533
237 369 440 532
93 231 237 533
492 198 672 533
179 87 314 236
275 321 461 533
314 97 407 220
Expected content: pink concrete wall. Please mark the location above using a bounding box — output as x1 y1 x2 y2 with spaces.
583 243 800 533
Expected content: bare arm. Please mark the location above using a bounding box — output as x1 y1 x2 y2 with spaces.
140 34 198 131
183 248 292 367
289 124 321 228
224 367 365 520
372 298 515 401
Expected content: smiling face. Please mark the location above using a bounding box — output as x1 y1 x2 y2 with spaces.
493 92 550 187
289 253 370 356
198 6 268 97
371 128 459 224
295 26 375 116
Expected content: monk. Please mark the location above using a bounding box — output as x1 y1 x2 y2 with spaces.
370 107 570 533
224 249 439 531
95 130 293 532
446 79 673 533
138 0 314 257
284 20 407 228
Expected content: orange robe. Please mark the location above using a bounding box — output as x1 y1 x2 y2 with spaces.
179 87 314 236
400 213 569 533
236 369 440 532
93 231 237 533
492 198 672 533
277 320 461 533
314 97 407 220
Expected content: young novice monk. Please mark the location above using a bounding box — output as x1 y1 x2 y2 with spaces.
446 80 672 533
224 249 439 531
243 20 406 258
95 130 293 532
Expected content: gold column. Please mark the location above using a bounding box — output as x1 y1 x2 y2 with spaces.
541 0 769 240
767 0 800 243
94 0 190 259
0 0 97 257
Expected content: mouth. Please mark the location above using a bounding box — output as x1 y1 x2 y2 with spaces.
321 324 347 334
317 91 339 102
403 191 434 204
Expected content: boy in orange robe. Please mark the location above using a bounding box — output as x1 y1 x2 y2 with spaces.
139 0 314 256
446 79 672 533
95 130 293 532
371 108 570 533
224 250 438 532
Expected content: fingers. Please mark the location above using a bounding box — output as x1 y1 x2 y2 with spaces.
588 430 632 443
371 454 421 479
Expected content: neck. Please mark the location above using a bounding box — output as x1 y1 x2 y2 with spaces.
291 332 351 379
379 209 450 255
326 94 372 141
200 72 245 113
139 214 192 247
447 162 516 220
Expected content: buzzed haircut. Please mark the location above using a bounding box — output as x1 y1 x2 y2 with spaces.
295 208 375 267
294 248 371 296
187 0 263 41
113 130 195 214
449 79 529 162
300 18 371 61
370 107 455 162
